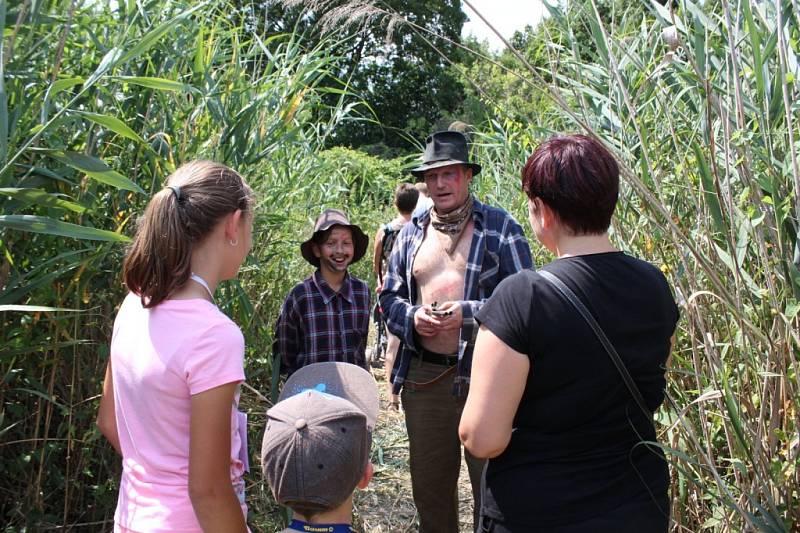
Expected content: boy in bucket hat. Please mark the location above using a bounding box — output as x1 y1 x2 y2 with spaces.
273 209 372 376
261 362 379 532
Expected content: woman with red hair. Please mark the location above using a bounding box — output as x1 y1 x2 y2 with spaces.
460 135 678 532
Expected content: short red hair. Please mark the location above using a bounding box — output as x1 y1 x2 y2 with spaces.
521 135 619 234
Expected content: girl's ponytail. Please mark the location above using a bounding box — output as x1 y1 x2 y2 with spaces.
123 161 252 308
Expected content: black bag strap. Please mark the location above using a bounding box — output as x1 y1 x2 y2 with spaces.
538 270 652 420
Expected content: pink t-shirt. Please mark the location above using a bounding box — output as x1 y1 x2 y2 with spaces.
110 293 247 532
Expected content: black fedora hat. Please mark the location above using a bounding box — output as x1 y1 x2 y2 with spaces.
300 209 369 267
409 131 482 180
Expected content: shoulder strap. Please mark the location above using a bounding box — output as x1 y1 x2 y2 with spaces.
381 223 400 256
538 270 652 420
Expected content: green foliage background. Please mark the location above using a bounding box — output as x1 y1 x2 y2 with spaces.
1 0 799 531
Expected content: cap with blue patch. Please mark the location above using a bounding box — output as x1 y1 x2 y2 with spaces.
261 362 379 512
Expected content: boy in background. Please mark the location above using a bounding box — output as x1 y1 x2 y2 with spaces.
372 183 419 408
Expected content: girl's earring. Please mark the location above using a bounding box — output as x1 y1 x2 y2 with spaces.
229 238 239 246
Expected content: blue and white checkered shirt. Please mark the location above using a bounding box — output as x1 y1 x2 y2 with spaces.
379 196 533 396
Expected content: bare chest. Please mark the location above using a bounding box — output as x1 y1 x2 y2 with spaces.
412 222 473 305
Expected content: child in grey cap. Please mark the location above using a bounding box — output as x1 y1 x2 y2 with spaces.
261 362 379 532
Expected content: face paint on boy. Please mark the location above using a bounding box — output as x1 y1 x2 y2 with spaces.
313 226 355 274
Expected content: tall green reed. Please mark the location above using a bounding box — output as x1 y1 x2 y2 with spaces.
477 1 799 530
0 1 368 528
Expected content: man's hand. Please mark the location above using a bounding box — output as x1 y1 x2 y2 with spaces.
431 301 462 331
414 305 443 336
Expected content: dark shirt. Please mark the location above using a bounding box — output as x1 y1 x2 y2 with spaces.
273 270 371 376
475 252 678 528
379 197 533 396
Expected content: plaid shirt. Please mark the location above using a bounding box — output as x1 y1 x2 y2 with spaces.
379 196 533 396
274 270 371 376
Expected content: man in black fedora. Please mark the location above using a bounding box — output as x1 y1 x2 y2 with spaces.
379 130 533 532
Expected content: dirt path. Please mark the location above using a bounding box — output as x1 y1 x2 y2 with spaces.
354 350 475 532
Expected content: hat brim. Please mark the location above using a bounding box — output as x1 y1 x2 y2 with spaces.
409 159 482 179
278 362 379 429
300 222 369 268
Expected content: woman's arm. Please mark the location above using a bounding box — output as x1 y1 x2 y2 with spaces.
189 382 247 533
96 361 121 454
459 325 529 459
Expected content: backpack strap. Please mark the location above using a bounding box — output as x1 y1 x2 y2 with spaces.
538 270 652 420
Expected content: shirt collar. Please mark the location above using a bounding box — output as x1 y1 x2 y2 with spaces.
312 269 354 304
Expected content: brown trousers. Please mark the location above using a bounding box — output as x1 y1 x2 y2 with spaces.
401 358 485 533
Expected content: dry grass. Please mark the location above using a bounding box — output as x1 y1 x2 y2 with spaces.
246 326 478 532
354 338 477 532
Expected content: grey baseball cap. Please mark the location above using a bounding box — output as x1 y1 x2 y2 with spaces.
261 362 379 512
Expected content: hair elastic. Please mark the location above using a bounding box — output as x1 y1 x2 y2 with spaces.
166 185 181 202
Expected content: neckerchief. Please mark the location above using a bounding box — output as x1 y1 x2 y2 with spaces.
288 519 356 533
430 195 474 254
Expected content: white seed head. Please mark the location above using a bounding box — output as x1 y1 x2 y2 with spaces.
662 25 680 51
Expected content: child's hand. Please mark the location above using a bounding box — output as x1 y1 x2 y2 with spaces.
387 393 400 411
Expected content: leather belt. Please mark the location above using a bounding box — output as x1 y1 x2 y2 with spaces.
413 348 458 366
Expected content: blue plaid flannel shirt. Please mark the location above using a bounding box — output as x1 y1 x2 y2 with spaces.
379 196 533 396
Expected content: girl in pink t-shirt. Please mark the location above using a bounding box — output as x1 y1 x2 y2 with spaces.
97 161 254 533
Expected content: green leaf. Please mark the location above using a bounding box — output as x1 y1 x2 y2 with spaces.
84 47 124 89
193 24 206 76
74 111 144 143
0 215 130 242
0 253 86 304
692 140 726 238
49 150 144 193
111 76 196 92
785 300 800 320
713 243 764 298
14 388 67 410
117 3 207 65
49 77 84 96
0 340 88 361
742 0 765 99
0 187 87 213
722 381 750 456
650 1 686 33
